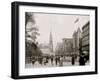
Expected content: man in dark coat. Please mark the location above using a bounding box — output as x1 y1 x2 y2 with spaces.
72 55 75 65
79 53 86 65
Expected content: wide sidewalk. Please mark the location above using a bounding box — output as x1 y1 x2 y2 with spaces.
25 59 89 68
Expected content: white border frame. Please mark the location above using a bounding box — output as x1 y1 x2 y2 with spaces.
19 5 95 76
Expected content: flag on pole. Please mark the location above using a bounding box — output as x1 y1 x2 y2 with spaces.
74 18 79 23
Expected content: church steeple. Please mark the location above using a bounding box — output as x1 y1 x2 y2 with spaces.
49 28 53 54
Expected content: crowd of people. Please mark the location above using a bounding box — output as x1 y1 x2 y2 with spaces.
30 52 89 67
31 55 64 67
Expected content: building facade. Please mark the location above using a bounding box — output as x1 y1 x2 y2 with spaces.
72 27 82 55
82 21 90 60
55 42 64 56
62 38 73 56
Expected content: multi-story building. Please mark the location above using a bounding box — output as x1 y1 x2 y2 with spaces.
82 21 90 60
62 38 73 55
55 42 64 56
73 27 82 55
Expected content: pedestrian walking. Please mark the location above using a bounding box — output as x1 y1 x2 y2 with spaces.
43 57 47 65
79 53 86 65
71 55 75 65
55 56 58 65
58 56 60 65
38 56 43 65
51 56 53 66
31 56 36 65
59 56 63 66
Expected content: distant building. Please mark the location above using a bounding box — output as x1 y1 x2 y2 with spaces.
73 27 82 55
82 21 90 59
62 38 73 55
55 42 64 56
39 43 50 56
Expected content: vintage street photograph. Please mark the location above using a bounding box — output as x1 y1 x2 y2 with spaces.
25 12 90 68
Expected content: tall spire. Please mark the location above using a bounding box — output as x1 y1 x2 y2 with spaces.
49 28 53 54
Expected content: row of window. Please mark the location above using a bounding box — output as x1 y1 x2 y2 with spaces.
82 35 89 42
82 45 89 51
82 30 89 37
82 40 89 46
82 24 89 32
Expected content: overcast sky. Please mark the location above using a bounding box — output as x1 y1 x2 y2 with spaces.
32 13 89 50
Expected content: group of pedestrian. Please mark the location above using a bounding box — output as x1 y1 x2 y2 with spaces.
31 52 89 67
43 56 64 66
71 52 89 66
31 56 64 66
54 56 64 66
